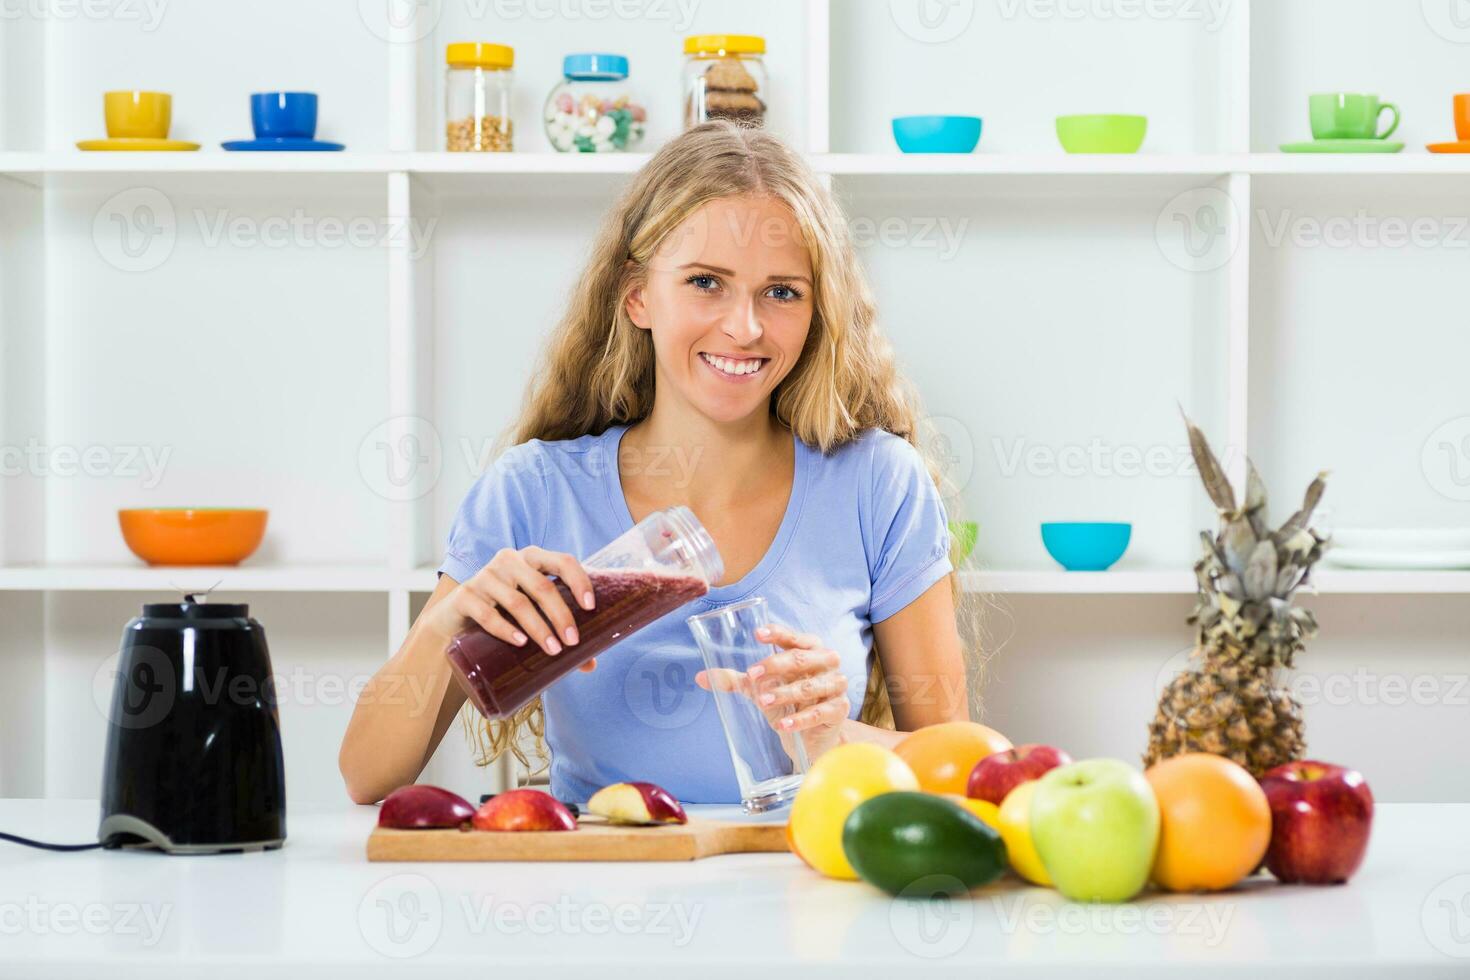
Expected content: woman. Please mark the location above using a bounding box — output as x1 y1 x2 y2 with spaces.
340 121 980 806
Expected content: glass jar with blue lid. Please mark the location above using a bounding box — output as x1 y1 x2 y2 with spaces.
544 53 647 152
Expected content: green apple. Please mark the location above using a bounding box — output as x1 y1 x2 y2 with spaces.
1029 758 1160 903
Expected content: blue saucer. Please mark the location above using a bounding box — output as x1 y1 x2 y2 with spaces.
222 137 344 152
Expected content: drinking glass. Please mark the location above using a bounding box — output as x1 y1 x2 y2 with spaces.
686 597 809 813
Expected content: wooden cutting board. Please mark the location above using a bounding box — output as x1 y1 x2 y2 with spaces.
367 816 790 863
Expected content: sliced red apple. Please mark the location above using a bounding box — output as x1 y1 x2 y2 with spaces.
378 784 476 830
471 788 577 832
587 781 688 825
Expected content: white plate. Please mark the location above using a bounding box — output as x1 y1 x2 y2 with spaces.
1323 547 1470 570
1329 528 1470 551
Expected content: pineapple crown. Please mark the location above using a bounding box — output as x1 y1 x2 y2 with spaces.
1183 412 1329 667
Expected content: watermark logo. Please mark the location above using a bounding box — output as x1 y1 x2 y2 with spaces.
0 439 170 487
890 0 976 43
359 416 443 502
850 215 970 261
623 644 708 731
0 0 169 30
471 0 701 29
1157 186 1241 273
1422 0 1470 43
997 0 1231 31
357 0 441 42
919 415 976 503
0 898 172 944
1422 873 1470 958
93 187 175 273
991 894 1236 944
92 645 175 731
1423 416 1470 501
888 875 975 958
358 874 443 959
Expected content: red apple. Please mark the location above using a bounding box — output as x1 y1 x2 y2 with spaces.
1259 760 1373 884
966 744 1072 805
378 784 476 829
472 788 578 832
587 781 688 825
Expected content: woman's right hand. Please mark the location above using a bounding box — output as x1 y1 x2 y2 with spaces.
422 546 596 659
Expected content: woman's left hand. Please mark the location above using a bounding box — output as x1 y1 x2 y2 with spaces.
695 622 851 762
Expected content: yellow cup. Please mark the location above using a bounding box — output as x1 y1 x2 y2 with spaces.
104 91 171 139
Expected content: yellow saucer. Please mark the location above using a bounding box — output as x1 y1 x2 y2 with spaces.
77 137 201 151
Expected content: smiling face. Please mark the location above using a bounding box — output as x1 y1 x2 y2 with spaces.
625 195 815 424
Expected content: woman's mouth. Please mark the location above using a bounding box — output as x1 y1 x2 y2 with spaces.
699 352 769 383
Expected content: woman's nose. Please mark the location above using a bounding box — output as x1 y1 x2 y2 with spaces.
721 294 763 344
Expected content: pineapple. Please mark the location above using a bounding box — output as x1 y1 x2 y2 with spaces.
1144 414 1330 776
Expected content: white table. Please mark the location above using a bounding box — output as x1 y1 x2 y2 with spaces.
0 799 1466 978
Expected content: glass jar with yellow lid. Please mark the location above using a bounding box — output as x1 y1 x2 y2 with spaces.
682 34 766 129
446 42 514 151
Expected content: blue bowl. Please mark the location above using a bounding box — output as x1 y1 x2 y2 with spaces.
1041 522 1132 571
892 115 982 153
251 92 318 140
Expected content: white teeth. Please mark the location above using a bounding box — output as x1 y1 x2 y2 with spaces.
701 353 765 377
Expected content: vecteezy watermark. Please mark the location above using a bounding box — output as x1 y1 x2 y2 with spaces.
92 651 446 729
889 876 975 959
358 416 444 503
997 0 1231 31
0 898 172 945
457 893 702 945
917 415 976 503
0 439 170 488
890 0 976 44
468 0 701 29
623 643 708 731
1422 0 1470 44
1256 209 1470 251
1423 873 1470 958
1157 186 1242 273
359 874 443 959
1423 416 1470 502
93 187 176 273
92 188 437 273
850 215 971 261
993 435 1243 481
991 894 1237 945
357 0 440 43
0 0 168 29
1154 648 1470 710
357 875 702 959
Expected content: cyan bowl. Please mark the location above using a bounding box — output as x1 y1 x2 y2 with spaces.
892 115 982 153
1041 522 1132 571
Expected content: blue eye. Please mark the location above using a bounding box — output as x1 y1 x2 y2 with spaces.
768 283 803 302
686 274 720 291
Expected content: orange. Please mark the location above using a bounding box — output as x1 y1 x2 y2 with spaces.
1145 753 1271 892
894 722 1012 795
941 793 1002 832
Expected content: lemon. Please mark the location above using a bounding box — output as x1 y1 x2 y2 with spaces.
789 743 919 880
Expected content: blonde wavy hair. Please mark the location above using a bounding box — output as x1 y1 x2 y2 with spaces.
465 120 986 778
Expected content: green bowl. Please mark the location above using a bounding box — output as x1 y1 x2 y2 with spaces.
949 520 978 563
1056 114 1147 154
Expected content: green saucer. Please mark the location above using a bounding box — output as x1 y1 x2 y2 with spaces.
1280 139 1404 153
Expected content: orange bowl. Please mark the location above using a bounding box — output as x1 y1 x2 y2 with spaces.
118 508 268 565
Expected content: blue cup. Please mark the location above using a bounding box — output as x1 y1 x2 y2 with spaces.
251 92 318 140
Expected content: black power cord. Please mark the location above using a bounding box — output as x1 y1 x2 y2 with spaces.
0 830 114 852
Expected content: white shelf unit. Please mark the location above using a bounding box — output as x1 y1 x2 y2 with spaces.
2 0 1468 804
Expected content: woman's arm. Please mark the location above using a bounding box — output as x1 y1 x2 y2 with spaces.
339 546 597 805
840 573 969 748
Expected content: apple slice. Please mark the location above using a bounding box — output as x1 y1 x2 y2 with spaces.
378 785 476 830
587 781 688 825
471 788 577 832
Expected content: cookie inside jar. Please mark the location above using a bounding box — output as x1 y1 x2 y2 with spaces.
682 34 768 129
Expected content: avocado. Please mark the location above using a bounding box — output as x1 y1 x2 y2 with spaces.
842 791 1007 897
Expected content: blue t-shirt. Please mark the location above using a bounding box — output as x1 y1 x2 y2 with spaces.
438 422 953 804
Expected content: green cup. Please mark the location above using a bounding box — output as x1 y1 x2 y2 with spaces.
1309 93 1400 140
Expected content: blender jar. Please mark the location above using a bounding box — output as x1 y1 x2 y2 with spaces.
446 505 724 719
